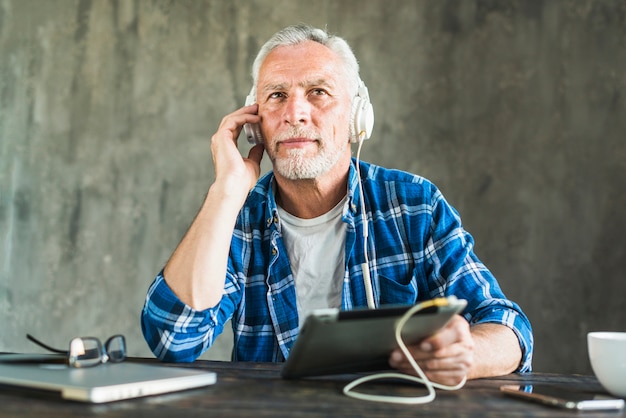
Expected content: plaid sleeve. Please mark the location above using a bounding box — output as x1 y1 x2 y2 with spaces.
467 290 534 373
140 271 222 362
426 190 534 373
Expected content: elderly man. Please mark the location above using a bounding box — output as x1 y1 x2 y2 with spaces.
141 24 533 386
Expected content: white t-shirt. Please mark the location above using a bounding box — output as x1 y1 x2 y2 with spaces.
277 197 347 328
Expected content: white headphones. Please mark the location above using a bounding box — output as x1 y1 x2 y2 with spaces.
244 79 374 145
349 80 375 143
244 91 264 145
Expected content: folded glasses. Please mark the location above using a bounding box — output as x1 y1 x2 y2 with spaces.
26 334 126 368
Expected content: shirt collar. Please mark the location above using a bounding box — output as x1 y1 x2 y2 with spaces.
256 158 364 221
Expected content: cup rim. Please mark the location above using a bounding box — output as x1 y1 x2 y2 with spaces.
588 331 626 341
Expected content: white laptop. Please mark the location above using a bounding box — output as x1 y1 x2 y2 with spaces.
0 355 216 403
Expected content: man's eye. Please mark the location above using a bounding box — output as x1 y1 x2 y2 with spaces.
269 92 285 100
311 89 327 96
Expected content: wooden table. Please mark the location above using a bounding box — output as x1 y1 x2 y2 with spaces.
0 358 623 417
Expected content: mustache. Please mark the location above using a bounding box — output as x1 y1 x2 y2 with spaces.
273 127 320 142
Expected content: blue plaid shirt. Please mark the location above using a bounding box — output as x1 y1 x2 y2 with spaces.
141 159 533 372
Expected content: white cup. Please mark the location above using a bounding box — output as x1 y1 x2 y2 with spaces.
588 332 626 398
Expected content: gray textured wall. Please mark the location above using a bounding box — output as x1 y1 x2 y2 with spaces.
1 0 625 375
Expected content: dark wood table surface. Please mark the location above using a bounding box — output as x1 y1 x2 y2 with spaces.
0 358 624 417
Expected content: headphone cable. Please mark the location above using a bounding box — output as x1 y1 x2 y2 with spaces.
343 299 467 404
355 136 376 309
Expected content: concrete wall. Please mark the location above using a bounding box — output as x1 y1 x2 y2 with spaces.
1 0 624 374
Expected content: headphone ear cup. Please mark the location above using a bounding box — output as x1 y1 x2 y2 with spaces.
350 96 374 143
244 93 264 144
244 122 264 145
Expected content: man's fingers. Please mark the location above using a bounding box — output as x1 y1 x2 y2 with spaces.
247 143 265 165
214 104 260 144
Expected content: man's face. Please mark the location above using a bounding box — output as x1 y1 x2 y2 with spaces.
255 41 353 180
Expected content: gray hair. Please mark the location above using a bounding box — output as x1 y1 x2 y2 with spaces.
250 24 361 99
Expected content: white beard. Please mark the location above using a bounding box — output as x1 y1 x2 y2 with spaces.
270 128 345 180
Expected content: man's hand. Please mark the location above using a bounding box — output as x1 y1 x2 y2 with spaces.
389 315 474 386
210 103 264 203
388 317 523 386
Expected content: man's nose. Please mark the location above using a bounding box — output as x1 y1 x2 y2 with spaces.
283 93 311 126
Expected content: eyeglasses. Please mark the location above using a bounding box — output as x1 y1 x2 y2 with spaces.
26 334 127 368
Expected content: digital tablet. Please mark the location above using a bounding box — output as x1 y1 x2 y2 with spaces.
281 296 467 379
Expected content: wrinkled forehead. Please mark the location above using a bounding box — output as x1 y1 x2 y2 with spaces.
256 41 353 96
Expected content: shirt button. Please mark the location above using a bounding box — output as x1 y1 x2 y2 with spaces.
271 248 277 256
